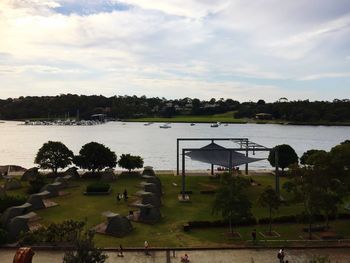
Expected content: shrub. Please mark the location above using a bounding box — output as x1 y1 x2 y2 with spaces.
0 195 27 213
86 182 111 193
20 220 85 245
0 228 8 244
187 217 256 229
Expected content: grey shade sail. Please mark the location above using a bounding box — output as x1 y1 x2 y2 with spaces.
185 142 264 168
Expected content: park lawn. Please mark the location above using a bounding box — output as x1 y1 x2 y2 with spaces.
3 174 350 247
126 111 247 124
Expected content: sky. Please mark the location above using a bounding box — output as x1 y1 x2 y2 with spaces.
0 0 349 102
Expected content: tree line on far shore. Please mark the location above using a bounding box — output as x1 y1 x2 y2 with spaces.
35 141 144 176
0 94 349 123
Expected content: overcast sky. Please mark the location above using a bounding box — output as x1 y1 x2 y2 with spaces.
0 0 349 101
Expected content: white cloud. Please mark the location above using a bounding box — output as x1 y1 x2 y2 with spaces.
0 0 349 100
299 72 350 81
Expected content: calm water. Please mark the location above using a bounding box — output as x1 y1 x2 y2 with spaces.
0 121 349 170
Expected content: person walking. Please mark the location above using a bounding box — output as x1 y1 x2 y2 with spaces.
117 244 124 257
144 240 150 256
277 248 285 263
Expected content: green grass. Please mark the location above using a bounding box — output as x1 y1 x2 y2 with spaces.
126 111 247 123
2 174 350 247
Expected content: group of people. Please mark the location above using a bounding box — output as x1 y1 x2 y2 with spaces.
116 189 128 202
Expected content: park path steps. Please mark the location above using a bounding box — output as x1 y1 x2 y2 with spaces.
1 248 350 263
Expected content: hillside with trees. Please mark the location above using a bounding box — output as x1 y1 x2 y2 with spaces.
0 94 349 124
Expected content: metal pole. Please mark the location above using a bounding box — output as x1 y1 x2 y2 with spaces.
182 149 186 200
229 150 233 174
176 139 179 175
275 149 279 195
245 140 249 175
211 163 214 175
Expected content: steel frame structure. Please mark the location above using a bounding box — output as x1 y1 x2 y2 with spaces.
176 138 279 199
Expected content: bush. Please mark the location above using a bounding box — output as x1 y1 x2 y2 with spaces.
86 182 111 193
0 228 8 244
0 195 27 213
258 215 297 224
20 220 85 245
187 217 256 229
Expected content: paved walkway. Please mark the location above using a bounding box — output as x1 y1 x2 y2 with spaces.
1 248 350 263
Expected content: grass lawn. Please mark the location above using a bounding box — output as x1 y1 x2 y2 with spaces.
2 174 350 247
126 111 248 124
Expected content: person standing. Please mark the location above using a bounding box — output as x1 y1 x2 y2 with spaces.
123 189 128 201
251 229 257 243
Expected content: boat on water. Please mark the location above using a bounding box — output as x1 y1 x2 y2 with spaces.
224 123 229 126
210 122 221 127
159 123 171 129
144 122 153 126
190 123 196 126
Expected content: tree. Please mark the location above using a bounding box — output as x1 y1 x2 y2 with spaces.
118 154 144 172
63 230 107 263
258 187 281 233
300 149 326 165
268 144 298 173
212 174 252 235
35 141 73 176
74 142 117 174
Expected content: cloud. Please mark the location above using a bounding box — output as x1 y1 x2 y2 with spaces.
299 72 350 81
0 0 349 100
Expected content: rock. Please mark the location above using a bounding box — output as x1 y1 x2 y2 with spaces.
21 167 39 181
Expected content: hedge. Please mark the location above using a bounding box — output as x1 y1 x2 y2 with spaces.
186 212 350 231
86 182 111 193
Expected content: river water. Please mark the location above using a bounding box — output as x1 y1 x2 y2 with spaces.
0 121 349 170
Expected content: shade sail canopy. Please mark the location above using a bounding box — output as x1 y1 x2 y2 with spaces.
185 142 264 167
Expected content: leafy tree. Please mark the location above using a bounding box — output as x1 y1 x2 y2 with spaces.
287 166 321 239
74 142 117 174
118 154 144 172
35 141 73 176
212 174 252 235
300 149 326 165
268 144 298 173
258 187 281 233
63 230 107 263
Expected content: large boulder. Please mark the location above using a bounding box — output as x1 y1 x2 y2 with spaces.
142 166 155 177
103 212 133 237
4 178 22 190
63 167 80 179
27 191 50 210
143 175 162 190
21 167 39 181
0 202 32 226
40 182 62 198
138 204 161 224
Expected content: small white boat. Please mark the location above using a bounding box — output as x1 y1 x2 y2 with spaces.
144 122 153 126
210 122 220 128
159 123 171 129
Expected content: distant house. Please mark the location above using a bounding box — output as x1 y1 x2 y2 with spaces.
255 113 273 120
